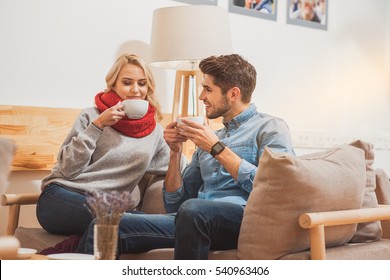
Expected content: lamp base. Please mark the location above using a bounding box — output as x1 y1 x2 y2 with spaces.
172 69 204 160
172 69 203 122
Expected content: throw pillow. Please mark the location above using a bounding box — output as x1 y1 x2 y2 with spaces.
349 140 382 242
237 144 366 260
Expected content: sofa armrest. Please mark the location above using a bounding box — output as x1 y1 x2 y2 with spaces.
299 205 390 260
0 193 39 236
1 193 39 205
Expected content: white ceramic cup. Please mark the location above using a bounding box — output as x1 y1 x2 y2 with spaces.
122 99 149 119
176 116 205 126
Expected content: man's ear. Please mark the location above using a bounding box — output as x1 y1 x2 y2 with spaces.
229 86 241 101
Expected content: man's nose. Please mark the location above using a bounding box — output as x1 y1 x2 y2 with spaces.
199 90 206 100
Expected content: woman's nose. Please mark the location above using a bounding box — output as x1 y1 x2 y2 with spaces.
131 85 139 93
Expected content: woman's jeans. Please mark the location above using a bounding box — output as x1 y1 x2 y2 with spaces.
36 183 92 235
76 198 244 259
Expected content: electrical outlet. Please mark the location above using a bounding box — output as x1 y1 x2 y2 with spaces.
291 131 390 150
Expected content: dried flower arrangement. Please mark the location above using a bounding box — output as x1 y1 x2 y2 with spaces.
85 190 132 260
85 190 132 225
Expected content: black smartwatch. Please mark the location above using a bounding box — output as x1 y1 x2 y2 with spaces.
210 141 226 157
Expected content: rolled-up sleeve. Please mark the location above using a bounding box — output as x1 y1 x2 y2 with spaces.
162 185 185 213
236 160 256 193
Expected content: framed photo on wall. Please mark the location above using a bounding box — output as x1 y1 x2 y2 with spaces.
174 0 217 5
287 0 328 30
228 0 277 21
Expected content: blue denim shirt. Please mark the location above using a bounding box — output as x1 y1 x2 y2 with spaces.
163 103 295 212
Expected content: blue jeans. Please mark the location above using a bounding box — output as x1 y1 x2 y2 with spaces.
76 198 244 259
36 183 92 235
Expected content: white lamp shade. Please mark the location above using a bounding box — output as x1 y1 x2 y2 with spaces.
150 5 233 70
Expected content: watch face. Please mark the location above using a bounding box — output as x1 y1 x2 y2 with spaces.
211 141 225 157
214 142 224 153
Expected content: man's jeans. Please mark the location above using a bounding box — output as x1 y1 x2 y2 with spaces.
36 183 92 235
76 199 244 259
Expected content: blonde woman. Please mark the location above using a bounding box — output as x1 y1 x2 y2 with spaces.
37 54 173 236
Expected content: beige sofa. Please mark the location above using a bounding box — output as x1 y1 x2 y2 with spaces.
2 137 390 260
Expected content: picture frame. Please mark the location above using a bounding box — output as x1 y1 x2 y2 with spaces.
174 0 218 5
287 0 328 30
228 0 277 21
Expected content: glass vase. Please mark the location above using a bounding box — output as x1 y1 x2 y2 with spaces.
93 224 118 260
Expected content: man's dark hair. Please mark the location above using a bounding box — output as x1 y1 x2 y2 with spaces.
199 54 257 103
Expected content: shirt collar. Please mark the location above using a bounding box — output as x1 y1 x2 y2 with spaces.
223 103 257 130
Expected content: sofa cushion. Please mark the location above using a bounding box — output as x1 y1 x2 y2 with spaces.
237 144 366 260
349 140 382 242
375 169 390 204
14 227 68 253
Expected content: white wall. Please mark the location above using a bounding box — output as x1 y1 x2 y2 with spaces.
1 0 390 234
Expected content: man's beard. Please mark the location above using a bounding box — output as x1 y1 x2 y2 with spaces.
206 96 231 119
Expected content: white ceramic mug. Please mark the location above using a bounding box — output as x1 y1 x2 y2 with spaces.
122 99 149 119
176 116 205 126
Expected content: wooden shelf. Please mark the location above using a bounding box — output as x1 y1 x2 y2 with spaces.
0 105 81 171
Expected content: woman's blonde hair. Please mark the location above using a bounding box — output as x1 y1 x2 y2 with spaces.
105 54 163 122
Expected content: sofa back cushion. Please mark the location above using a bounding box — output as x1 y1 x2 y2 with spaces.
140 175 166 214
349 140 382 242
237 144 366 260
375 169 390 239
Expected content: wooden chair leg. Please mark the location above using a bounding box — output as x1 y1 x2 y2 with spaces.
310 225 326 260
6 204 20 236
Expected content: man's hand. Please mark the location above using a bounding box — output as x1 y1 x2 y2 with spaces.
163 121 188 153
178 119 241 180
176 119 219 153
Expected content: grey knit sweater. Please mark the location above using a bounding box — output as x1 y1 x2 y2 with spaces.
41 107 172 193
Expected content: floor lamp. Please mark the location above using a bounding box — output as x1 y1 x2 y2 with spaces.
149 5 233 123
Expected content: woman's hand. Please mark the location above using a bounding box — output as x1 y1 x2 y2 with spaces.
93 102 125 129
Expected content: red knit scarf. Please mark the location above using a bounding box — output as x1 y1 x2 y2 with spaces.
95 92 156 138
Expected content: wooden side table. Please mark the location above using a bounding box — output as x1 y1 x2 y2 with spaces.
29 254 49 260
